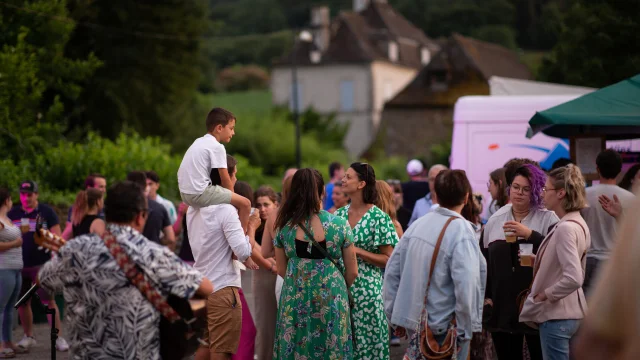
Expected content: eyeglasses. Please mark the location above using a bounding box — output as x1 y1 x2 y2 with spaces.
542 187 557 193
386 179 401 185
510 184 531 194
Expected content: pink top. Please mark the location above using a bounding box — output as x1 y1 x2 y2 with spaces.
519 211 591 325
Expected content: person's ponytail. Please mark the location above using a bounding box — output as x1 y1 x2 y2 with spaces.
71 190 89 226
549 164 588 212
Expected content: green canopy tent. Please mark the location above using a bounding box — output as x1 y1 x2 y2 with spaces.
527 74 640 140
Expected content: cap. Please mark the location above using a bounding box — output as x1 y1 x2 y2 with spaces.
19 180 38 193
406 159 424 176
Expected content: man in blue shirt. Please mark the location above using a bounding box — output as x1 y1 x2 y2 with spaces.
408 164 448 227
323 162 344 210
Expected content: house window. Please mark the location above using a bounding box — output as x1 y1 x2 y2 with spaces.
290 81 303 112
421 48 431 65
430 71 448 91
388 42 398 62
340 80 354 111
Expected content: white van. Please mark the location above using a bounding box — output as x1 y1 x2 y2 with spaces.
450 95 640 219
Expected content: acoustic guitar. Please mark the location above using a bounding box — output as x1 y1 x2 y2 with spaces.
34 216 208 358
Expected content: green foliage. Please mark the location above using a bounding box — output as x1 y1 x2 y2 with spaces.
430 141 452 168
0 0 100 162
205 30 293 71
366 157 411 183
65 0 210 139
1 131 276 206
539 0 640 88
215 65 270 92
279 107 348 149
472 25 518 50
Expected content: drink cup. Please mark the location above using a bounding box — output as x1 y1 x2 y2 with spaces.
520 243 534 267
504 231 516 243
20 218 30 233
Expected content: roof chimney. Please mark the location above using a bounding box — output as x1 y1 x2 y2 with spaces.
353 0 369 12
311 6 330 52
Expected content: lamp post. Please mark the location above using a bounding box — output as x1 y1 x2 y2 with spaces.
292 30 313 169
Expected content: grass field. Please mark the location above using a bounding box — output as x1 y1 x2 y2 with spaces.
206 90 273 115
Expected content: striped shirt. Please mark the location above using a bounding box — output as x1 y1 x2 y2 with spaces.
0 219 23 270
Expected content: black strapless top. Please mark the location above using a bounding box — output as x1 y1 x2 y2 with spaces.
295 239 327 259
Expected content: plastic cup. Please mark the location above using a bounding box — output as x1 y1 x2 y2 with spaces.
20 218 30 233
520 243 534 267
504 231 516 243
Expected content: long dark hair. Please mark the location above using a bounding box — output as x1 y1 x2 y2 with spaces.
619 164 640 191
275 168 324 230
350 162 378 204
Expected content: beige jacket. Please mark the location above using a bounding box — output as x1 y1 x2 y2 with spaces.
519 211 591 325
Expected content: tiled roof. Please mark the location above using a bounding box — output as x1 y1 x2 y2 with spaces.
387 34 533 106
274 0 438 68
452 34 532 80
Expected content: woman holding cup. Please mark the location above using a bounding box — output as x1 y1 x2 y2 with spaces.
481 163 558 360
519 165 590 360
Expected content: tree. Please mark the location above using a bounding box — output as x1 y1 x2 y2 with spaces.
539 0 640 87
0 0 100 161
64 0 210 139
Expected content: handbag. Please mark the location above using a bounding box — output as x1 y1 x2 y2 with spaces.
517 220 587 317
101 230 203 359
298 223 358 350
416 216 460 360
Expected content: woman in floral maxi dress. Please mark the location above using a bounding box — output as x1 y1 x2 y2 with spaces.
335 163 399 360
273 169 359 360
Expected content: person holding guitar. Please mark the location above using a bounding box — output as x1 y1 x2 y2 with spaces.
36 181 213 359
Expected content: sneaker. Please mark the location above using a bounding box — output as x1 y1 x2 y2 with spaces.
390 336 401 346
55 337 69 352
16 336 36 351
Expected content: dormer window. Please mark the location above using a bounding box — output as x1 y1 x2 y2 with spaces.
421 48 431 65
388 41 398 62
430 70 448 91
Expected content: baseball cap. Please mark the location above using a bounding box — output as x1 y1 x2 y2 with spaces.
406 159 424 176
19 180 38 193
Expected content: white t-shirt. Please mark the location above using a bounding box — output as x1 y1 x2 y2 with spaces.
187 204 252 291
178 134 227 195
581 184 635 260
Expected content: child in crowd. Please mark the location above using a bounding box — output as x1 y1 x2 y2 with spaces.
178 107 250 230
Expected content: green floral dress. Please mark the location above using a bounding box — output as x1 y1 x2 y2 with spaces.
334 205 399 360
273 210 355 360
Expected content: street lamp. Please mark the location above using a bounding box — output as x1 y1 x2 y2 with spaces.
292 30 313 169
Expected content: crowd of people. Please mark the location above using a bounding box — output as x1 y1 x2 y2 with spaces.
0 105 639 360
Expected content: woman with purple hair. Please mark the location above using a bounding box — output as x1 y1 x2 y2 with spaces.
481 164 559 360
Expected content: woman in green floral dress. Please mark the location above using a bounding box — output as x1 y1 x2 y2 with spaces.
273 168 359 360
335 163 400 360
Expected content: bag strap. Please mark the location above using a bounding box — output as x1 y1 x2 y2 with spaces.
532 219 587 279
101 230 181 322
418 216 457 333
426 217 458 291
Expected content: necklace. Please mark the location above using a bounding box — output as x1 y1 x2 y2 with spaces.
512 207 530 221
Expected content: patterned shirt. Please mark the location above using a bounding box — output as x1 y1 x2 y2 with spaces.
38 224 204 360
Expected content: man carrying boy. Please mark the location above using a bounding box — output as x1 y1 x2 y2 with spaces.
178 108 250 230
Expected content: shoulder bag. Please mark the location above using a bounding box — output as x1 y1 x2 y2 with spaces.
416 216 461 360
